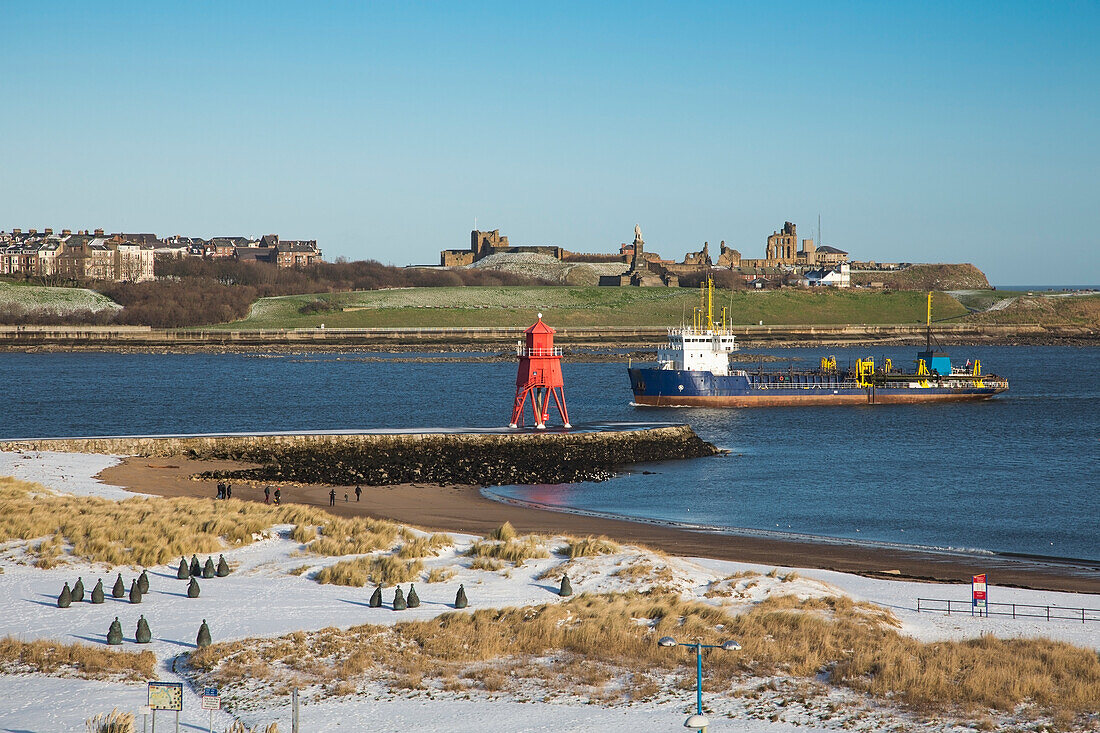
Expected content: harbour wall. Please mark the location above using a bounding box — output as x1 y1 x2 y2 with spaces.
0 323 1092 348
0 426 720 486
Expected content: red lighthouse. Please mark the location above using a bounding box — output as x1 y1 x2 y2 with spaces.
509 313 571 429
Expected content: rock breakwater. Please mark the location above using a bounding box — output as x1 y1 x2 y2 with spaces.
0 426 719 486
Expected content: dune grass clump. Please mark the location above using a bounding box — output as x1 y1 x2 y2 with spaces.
85 709 135 733
0 476 395 567
465 536 549 567
488 522 517 541
0 636 156 681
557 536 620 559
314 555 423 587
426 567 456 583
298 515 400 557
397 533 453 559
186 591 1100 727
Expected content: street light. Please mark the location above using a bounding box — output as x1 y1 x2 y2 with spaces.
658 636 741 731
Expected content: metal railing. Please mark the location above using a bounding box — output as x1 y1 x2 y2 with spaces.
917 598 1099 623
515 346 562 357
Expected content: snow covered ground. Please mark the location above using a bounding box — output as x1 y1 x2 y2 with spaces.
0 450 1096 732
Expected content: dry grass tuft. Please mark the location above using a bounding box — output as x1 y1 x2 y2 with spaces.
397 533 453 559
465 537 549 567
86 709 134 733
224 723 279 733
0 637 155 682
0 476 400 568
314 555 423 587
426 567 456 583
557 536 620 559
469 557 504 572
488 522 517 541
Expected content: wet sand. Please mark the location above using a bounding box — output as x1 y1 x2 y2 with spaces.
98 457 1100 594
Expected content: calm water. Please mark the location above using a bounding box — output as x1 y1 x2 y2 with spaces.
1 346 1097 562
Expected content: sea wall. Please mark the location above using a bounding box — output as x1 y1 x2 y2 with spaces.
0 426 719 486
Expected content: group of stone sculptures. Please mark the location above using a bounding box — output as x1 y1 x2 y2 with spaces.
56 556 229 648
57 570 150 608
365 583 468 610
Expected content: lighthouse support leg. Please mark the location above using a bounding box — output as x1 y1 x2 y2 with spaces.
551 387 571 429
510 387 531 429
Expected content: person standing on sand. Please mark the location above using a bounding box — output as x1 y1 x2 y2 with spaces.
264 486 270 504
344 491 349 502
355 486 361 501
329 488 336 507
273 488 281 505
226 484 232 500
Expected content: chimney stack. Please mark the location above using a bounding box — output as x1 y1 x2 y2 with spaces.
94 228 104 237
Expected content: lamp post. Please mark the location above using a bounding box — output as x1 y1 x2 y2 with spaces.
658 636 741 731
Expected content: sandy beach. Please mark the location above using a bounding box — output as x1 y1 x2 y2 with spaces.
98 456 1100 594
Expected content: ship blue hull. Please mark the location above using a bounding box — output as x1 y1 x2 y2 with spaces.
628 367 1007 406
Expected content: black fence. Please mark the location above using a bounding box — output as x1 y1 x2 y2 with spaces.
916 598 1099 623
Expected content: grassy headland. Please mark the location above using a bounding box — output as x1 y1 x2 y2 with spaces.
210 287 970 330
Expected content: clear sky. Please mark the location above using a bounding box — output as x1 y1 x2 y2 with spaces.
2 2 1097 285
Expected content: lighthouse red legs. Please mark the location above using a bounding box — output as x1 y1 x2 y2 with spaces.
508 314 571 429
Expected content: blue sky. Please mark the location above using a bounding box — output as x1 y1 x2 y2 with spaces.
2 2 1097 285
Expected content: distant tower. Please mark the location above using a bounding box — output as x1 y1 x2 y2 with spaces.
509 314 570 429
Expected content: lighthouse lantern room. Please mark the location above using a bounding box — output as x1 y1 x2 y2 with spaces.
509 313 571 429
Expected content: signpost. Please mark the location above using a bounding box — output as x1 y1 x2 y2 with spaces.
148 681 183 733
972 573 988 617
201 686 220 732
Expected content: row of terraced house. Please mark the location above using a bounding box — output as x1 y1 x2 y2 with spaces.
0 229 322 282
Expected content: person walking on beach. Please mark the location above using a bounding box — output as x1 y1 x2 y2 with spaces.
273 488 281 505
344 491 349 502
216 482 225 500
264 486 271 504
329 488 336 507
354 486 361 502
226 483 232 500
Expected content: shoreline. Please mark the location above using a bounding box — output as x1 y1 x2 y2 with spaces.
96 456 1100 594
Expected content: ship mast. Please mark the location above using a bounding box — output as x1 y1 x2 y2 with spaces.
926 291 932 350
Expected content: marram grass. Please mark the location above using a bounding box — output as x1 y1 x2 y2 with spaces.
0 476 398 568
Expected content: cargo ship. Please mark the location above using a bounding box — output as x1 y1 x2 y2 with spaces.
628 283 1008 407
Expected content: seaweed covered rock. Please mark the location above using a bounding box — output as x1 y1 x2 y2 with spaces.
189 555 201 577
106 617 123 645
392 587 406 611
454 584 468 609
559 574 573 597
57 582 72 608
129 579 142 604
202 558 215 579
135 615 151 644
91 579 105 604
138 570 150 594
216 555 230 577
177 557 189 580
112 574 126 598
369 585 382 608
187 577 200 598
72 577 85 603
407 585 420 608
196 619 211 649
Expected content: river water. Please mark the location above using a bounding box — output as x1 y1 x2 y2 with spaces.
1 345 1096 562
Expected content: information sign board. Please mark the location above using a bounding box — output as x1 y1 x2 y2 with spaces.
972 573 988 614
148 681 184 711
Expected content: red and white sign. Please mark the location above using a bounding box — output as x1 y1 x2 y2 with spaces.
972 573 988 610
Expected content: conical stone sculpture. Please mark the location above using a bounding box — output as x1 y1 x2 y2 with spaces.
368 585 382 608
135 615 151 644
202 558 215 579
138 570 149 594
392 587 407 611
91 579 105 604
57 582 72 608
407 585 420 608
72 577 85 603
454 584 468 609
106 617 122 645
190 555 201 577
129 579 142 604
177 557 189 579
187 577 200 598
196 619 212 649
112 573 126 598
559 574 573 597
216 555 230 577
